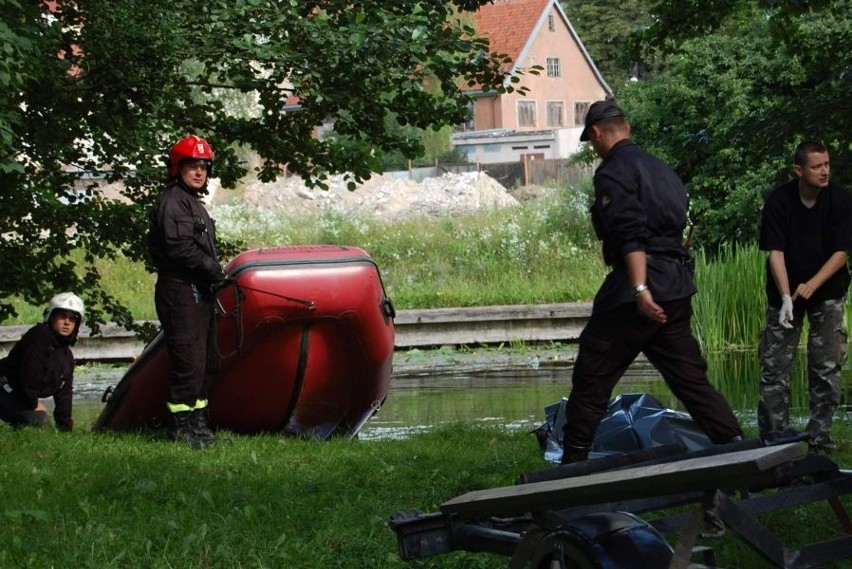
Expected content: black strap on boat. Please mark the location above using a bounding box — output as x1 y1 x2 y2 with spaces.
277 324 312 432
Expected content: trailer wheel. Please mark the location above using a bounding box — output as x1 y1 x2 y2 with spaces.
529 531 596 569
526 512 673 569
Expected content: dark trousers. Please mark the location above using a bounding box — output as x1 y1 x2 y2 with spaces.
563 297 742 448
0 389 48 428
155 278 219 408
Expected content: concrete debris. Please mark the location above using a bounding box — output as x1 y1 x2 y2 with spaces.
212 171 519 220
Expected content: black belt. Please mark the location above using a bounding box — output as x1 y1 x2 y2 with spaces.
646 253 691 264
158 273 197 285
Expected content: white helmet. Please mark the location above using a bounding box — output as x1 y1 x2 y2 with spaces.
44 292 85 324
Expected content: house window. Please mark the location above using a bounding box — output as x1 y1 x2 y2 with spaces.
574 101 591 126
546 101 564 127
546 57 561 77
548 15 555 32
463 101 475 131
517 101 536 127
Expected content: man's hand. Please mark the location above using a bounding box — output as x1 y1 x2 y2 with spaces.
778 293 794 329
211 273 234 292
792 282 814 301
635 289 667 324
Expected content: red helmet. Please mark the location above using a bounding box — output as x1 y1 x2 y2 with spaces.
168 135 214 178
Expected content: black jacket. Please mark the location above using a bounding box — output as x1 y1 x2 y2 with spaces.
147 180 224 285
0 323 74 430
590 139 696 310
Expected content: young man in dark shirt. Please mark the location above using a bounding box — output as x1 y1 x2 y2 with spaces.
758 140 852 453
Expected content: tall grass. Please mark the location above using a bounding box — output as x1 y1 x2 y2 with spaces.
214 182 604 308
692 243 767 351
693 243 852 352
4 253 157 323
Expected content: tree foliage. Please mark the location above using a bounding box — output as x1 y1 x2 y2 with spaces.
560 0 653 86
622 0 852 248
0 0 525 328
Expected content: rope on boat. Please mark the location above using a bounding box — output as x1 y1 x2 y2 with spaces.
214 279 316 359
235 283 317 310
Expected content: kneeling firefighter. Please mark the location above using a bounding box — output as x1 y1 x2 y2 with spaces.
0 292 84 431
147 134 228 448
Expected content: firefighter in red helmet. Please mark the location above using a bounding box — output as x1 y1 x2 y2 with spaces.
147 134 226 447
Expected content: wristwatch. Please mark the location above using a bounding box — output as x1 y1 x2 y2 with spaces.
632 283 648 296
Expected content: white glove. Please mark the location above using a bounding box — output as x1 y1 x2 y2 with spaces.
778 293 794 329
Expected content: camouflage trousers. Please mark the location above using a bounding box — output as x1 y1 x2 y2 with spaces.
758 297 848 447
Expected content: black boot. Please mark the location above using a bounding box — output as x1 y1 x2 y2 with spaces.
189 407 218 445
560 443 590 465
168 411 204 449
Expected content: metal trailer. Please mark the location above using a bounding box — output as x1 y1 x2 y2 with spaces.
390 440 852 568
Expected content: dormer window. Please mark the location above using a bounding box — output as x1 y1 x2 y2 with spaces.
546 57 561 77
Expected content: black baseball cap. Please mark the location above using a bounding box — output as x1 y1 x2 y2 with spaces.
580 99 626 141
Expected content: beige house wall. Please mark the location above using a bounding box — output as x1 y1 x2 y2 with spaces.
495 4 608 131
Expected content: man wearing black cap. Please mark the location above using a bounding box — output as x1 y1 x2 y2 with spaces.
559 100 743 464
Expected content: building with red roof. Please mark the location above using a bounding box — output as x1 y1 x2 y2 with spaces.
453 0 611 163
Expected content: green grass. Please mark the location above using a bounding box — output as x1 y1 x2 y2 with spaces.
213 183 604 308
693 243 852 352
0 420 849 568
2 180 849 567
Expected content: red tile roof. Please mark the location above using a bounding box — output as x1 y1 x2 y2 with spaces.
473 0 551 65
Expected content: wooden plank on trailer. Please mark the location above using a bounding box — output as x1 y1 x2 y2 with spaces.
441 443 806 519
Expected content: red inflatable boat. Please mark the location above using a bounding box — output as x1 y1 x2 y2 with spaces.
94 245 396 439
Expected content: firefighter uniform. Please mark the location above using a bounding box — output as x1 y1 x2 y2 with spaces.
148 179 223 410
148 135 224 446
0 292 84 431
0 323 74 430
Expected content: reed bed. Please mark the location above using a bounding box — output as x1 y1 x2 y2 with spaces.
692 243 768 350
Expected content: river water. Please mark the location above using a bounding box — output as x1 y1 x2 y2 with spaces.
71 346 852 439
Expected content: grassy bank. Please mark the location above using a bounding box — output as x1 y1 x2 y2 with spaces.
1 182 849 566
0 421 849 568
3 181 848 352
2 184 603 323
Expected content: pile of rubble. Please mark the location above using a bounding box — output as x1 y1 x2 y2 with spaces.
211 170 520 220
